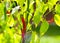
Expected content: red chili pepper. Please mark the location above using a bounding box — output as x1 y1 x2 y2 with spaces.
21 16 26 41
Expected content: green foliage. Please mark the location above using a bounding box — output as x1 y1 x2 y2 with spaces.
0 0 60 43
54 14 60 26
55 4 60 14
40 20 49 36
48 0 58 10
33 11 41 24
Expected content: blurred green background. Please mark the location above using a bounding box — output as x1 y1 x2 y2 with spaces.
41 25 60 43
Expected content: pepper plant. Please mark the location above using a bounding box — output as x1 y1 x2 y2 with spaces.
0 0 60 43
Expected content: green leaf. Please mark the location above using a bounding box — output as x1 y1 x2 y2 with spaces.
42 0 47 3
55 4 60 14
33 9 42 24
40 20 49 36
30 31 40 43
33 14 40 24
7 15 14 27
39 2 48 14
29 0 34 13
54 14 60 26
16 0 25 6
48 0 58 10
48 0 58 4
30 32 36 43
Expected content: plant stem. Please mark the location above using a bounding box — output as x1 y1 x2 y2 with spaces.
30 0 36 24
26 0 30 25
4 2 6 21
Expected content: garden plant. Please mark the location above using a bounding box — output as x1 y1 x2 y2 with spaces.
0 0 60 43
